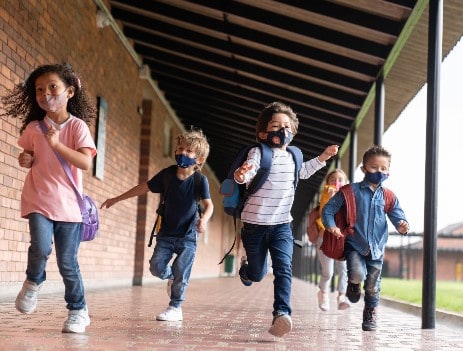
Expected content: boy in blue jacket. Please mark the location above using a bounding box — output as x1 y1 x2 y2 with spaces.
322 145 409 331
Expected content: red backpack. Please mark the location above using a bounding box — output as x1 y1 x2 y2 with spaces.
307 205 322 244
320 184 395 260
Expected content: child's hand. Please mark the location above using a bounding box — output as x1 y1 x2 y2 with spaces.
397 220 409 235
196 218 208 234
18 151 34 168
100 198 118 209
318 145 339 162
44 124 61 149
234 162 254 183
327 226 343 238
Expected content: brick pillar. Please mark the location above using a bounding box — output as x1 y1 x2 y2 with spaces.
133 99 152 286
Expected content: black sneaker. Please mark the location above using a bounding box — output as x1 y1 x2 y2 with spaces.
346 282 361 303
362 306 377 331
239 256 252 286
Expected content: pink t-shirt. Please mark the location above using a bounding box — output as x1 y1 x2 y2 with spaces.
18 116 96 222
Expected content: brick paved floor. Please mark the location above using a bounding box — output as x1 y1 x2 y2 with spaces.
1 276 462 350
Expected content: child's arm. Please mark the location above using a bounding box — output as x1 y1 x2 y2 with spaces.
100 183 150 209
43 124 93 170
317 145 339 163
234 162 254 183
18 150 34 168
196 198 214 234
321 190 344 237
396 220 409 235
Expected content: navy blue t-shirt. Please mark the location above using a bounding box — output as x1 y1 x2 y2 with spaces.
147 166 211 236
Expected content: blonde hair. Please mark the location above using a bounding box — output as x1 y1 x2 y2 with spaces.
324 168 348 184
176 129 210 170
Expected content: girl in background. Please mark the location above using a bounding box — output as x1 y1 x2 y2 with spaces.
312 169 350 311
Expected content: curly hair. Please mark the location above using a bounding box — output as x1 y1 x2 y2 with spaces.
176 128 210 170
1 63 96 134
255 101 299 142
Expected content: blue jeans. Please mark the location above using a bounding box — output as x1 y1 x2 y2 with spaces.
345 244 383 308
149 230 197 308
241 223 293 316
26 213 86 310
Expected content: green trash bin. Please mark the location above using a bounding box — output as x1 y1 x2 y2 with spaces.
224 255 235 274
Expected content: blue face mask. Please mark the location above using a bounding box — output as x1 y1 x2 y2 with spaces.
266 128 293 148
175 154 196 168
364 171 389 184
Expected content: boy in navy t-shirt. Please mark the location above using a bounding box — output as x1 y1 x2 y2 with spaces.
101 129 213 321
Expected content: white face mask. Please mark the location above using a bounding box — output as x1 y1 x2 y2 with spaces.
37 89 69 113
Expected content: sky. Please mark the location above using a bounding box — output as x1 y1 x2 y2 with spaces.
354 37 463 234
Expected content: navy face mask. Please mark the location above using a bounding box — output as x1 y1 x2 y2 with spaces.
175 154 196 168
364 171 389 184
265 128 293 148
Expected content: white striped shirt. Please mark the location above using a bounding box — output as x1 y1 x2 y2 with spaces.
238 146 325 225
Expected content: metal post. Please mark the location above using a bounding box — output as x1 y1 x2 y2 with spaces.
422 0 442 330
375 73 385 145
349 128 357 183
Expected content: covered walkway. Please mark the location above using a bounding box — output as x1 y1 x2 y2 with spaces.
1 276 462 351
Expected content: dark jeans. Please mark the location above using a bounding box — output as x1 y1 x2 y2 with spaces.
241 222 293 316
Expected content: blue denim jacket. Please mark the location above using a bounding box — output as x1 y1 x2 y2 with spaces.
321 180 407 260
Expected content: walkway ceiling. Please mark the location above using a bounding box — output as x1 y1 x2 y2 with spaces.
107 0 463 223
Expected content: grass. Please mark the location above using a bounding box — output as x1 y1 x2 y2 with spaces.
381 278 463 314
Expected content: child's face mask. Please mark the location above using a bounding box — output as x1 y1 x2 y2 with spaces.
37 89 69 113
333 180 343 190
175 154 196 168
364 171 389 184
265 127 293 148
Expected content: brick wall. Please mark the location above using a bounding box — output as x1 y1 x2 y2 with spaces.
0 0 236 292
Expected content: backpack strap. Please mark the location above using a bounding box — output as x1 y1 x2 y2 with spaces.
340 184 356 235
382 187 396 213
286 145 303 187
244 143 272 195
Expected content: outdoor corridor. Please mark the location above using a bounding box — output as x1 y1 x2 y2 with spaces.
0 275 462 351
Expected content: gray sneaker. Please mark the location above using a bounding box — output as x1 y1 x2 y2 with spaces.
15 280 43 314
62 306 91 333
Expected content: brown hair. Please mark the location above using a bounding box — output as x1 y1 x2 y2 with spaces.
362 145 391 166
255 101 299 142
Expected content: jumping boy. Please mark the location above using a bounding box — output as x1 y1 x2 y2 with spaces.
322 144 409 331
234 101 338 337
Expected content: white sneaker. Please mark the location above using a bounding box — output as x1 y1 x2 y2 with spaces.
268 314 292 337
15 280 43 314
62 306 91 333
317 290 330 311
337 294 351 310
156 306 183 322
167 278 174 298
